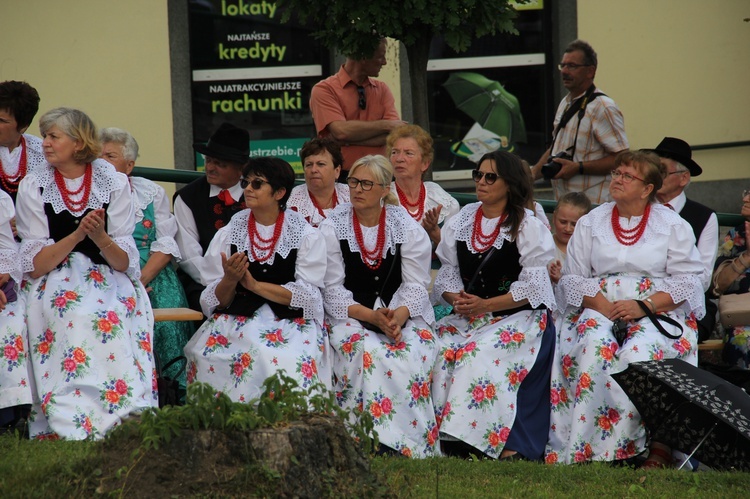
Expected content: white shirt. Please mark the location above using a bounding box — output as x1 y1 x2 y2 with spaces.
660 191 718 291
174 181 244 284
560 202 705 317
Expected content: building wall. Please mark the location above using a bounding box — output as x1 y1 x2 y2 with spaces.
0 0 174 178
578 0 750 186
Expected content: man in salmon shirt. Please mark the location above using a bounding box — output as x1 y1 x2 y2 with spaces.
310 37 405 181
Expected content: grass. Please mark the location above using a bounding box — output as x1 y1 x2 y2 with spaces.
2 432 750 498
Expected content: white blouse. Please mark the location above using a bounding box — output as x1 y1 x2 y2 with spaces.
0 191 20 283
319 203 435 323
0 134 46 179
15 160 140 279
559 202 705 317
432 202 557 311
390 180 460 225
287 182 350 227
130 176 181 259
199 208 326 322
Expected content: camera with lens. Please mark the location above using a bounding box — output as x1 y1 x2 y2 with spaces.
541 152 573 180
611 319 629 346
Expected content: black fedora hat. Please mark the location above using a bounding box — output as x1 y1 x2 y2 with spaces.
193 123 250 164
644 137 702 176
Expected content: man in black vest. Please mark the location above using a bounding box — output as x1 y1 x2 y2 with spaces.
648 137 718 342
174 122 249 312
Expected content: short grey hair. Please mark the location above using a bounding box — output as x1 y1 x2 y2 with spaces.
99 127 139 162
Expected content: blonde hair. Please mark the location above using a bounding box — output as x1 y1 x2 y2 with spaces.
40 107 100 163
348 155 398 206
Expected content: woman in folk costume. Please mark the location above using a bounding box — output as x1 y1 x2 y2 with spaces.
431 150 557 461
545 151 704 466
287 137 350 228
16 108 155 439
0 190 31 429
184 157 330 401
320 154 439 458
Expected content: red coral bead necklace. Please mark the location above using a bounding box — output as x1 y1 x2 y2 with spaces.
611 204 650 246
310 188 338 219
0 135 28 194
353 206 387 270
396 183 425 221
55 163 93 212
471 205 507 252
247 210 285 262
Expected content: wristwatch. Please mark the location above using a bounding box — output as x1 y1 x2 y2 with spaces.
578 161 584 175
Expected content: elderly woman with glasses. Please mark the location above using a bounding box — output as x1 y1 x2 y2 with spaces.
711 188 750 369
287 137 349 227
183 157 330 401
430 150 557 461
320 154 439 458
545 150 705 467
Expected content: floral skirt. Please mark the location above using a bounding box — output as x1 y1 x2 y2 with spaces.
184 304 330 402
0 295 32 409
723 325 750 369
545 275 699 464
328 317 440 458
432 309 552 459
24 253 157 440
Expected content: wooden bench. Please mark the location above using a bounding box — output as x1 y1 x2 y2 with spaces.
698 339 724 351
153 307 203 322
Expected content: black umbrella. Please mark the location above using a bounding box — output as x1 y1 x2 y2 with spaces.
611 358 750 471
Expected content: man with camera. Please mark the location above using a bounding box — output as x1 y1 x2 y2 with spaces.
531 40 629 204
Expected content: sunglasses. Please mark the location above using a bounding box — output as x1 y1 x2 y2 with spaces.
471 169 499 185
240 177 270 190
357 85 366 110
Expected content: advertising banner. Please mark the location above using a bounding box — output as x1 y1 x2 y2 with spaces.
188 0 329 173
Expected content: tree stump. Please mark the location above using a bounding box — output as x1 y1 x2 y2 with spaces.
93 414 386 497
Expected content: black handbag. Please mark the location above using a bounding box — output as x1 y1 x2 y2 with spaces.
613 300 684 347
156 355 187 408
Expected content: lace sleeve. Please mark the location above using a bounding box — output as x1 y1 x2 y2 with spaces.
509 216 557 309
149 182 181 259
387 225 435 323
15 175 54 274
319 222 357 319
107 179 141 279
0 194 20 282
199 280 221 317
431 212 464 305
280 228 326 323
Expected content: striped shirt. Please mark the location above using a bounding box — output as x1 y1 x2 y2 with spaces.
549 89 628 204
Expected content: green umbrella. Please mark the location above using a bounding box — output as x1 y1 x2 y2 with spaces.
442 72 527 145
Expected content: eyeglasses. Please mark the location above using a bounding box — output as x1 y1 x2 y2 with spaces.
240 177 270 190
557 63 591 71
611 169 646 184
356 85 366 110
471 169 499 185
347 177 382 191
743 189 750 198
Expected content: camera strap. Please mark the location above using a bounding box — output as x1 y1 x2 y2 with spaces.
635 300 683 340
549 84 604 157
